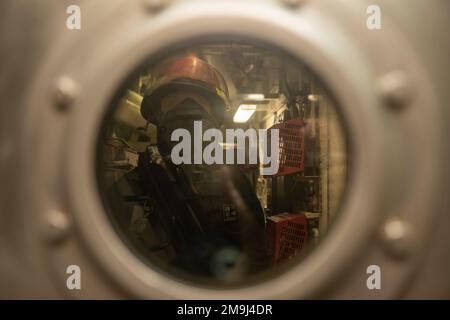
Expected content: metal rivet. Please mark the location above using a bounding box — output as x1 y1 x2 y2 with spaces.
44 209 71 244
381 217 413 259
53 76 79 112
377 71 411 110
279 0 307 9
142 0 170 13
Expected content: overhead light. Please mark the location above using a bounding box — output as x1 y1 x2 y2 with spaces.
246 94 265 101
218 142 237 149
233 104 257 123
308 94 319 102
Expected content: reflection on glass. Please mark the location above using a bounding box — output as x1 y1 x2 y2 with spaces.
97 41 348 286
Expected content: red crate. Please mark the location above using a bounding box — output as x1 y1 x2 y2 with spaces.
266 118 305 176
266 213 308 263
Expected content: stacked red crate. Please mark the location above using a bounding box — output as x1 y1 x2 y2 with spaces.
266 213 308 263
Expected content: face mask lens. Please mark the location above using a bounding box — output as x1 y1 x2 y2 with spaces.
97 41 349 287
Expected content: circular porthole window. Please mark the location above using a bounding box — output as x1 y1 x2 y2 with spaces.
96 40 349 288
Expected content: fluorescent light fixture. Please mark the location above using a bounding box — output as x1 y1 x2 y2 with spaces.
233 104 257 123
218 142 237 149
308 94 319 102
246 94 265 101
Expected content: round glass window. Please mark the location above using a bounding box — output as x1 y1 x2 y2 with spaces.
97 40 349 287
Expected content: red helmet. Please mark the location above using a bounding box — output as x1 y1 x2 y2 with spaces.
141 55 229 124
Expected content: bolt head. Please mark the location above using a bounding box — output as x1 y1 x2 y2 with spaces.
381 217 413 259
53 76 79 111
44 210 71 244
377 71 411 110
